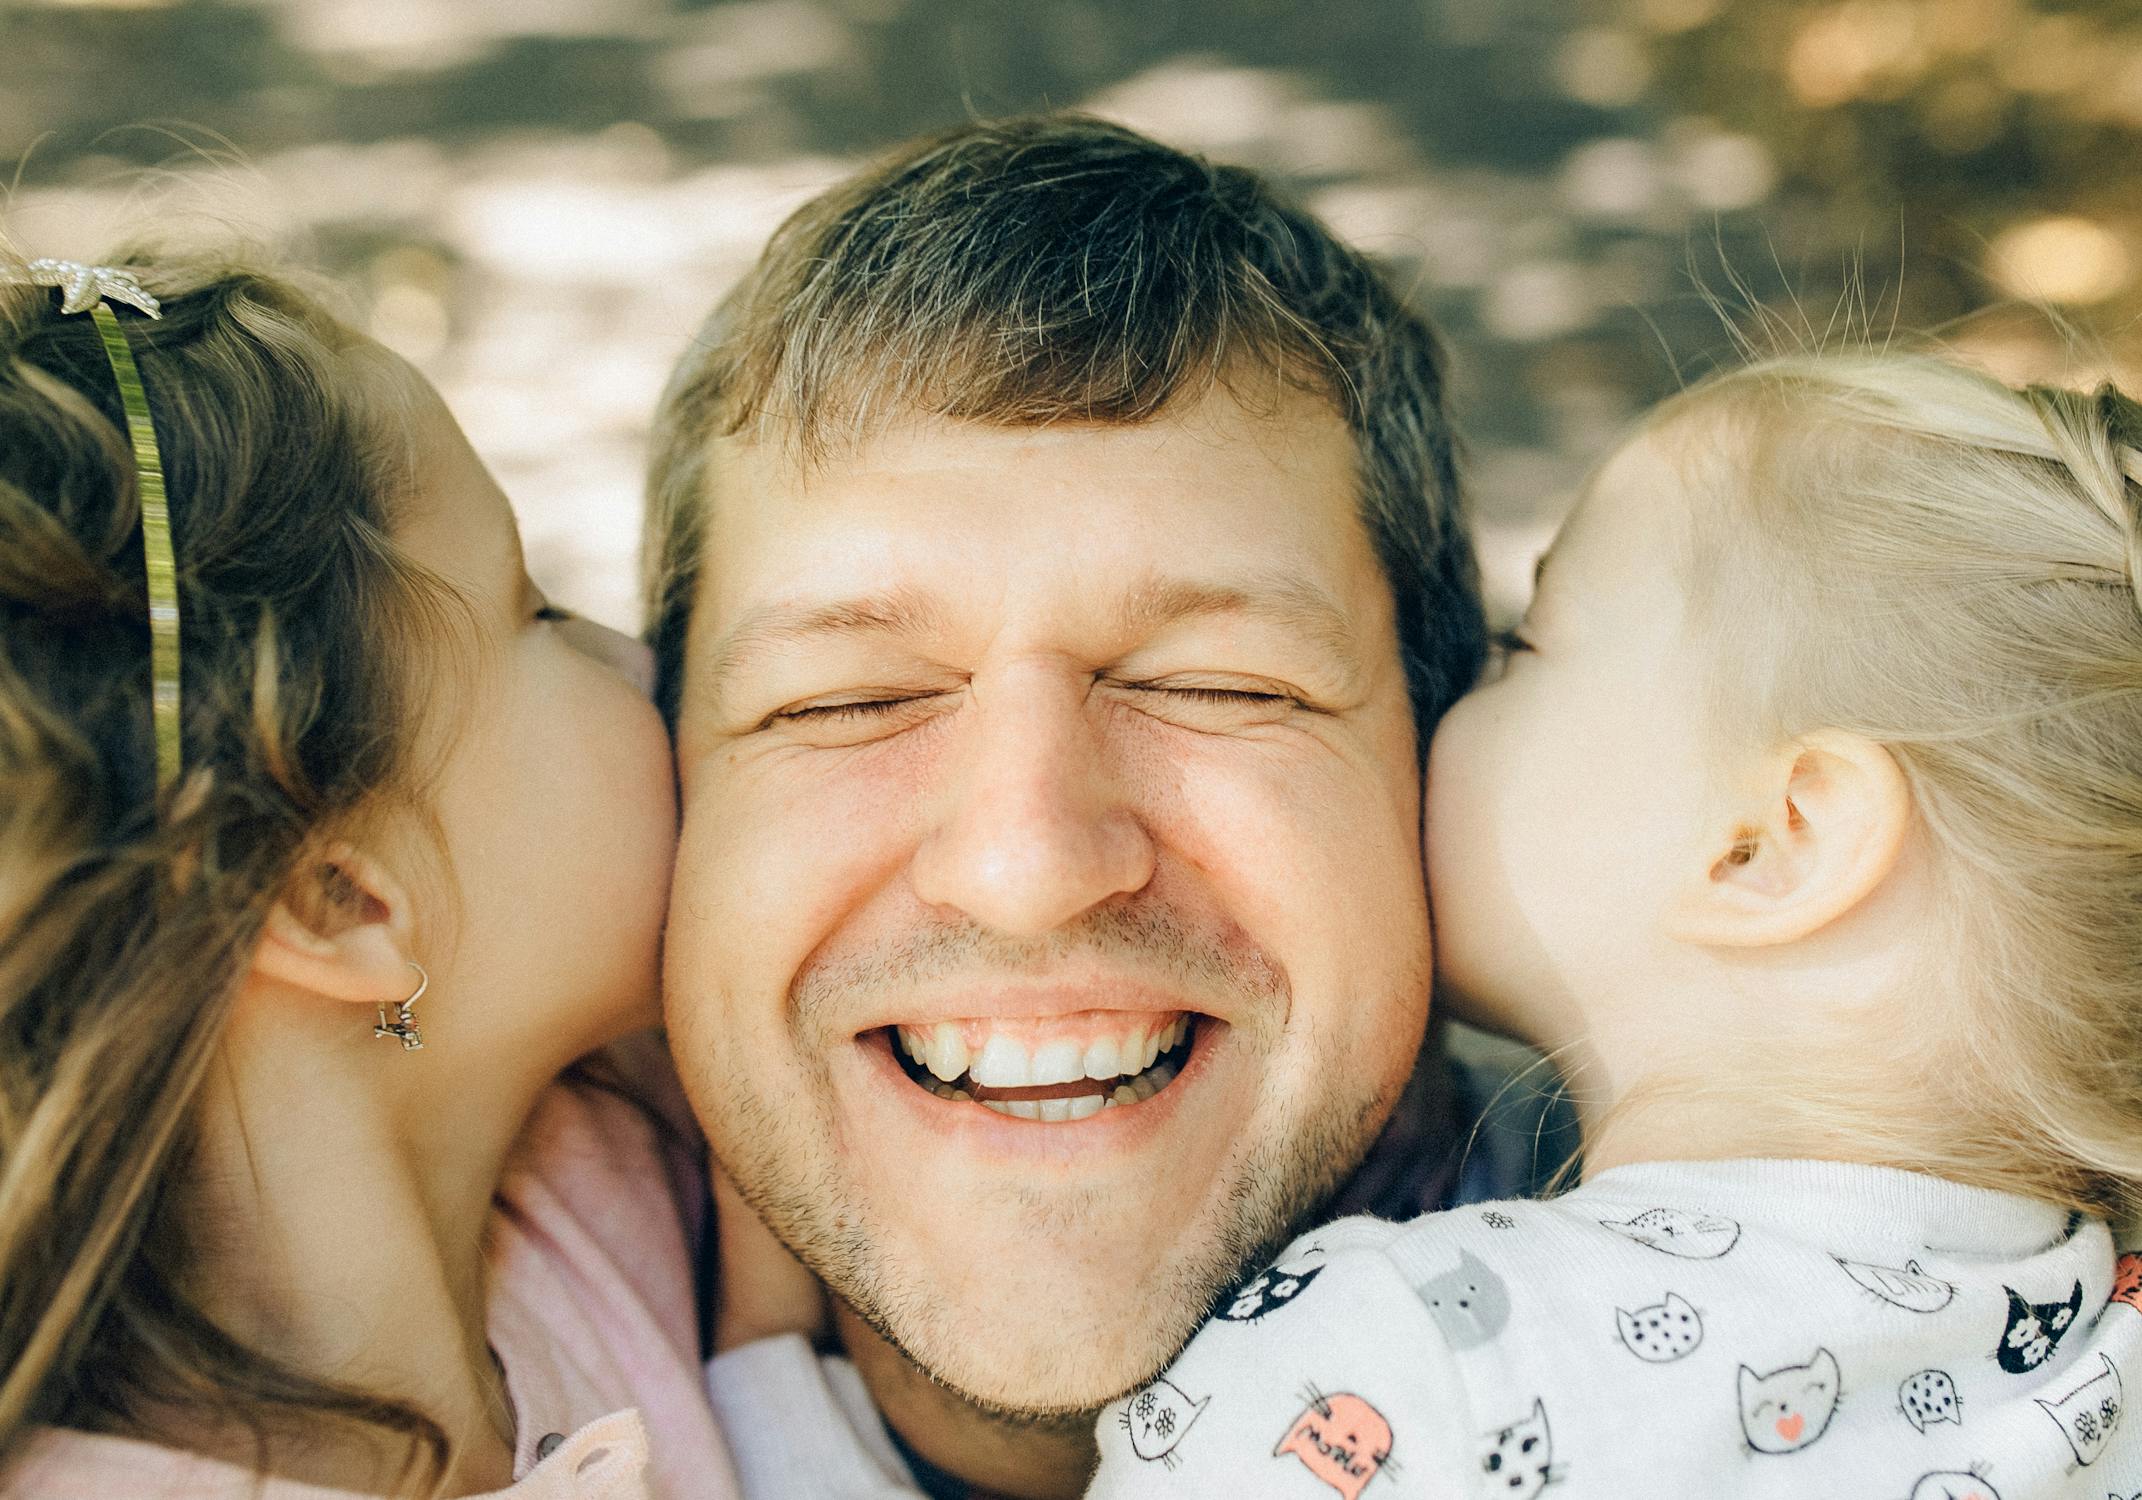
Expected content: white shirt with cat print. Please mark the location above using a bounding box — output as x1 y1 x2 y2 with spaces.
1087 1159 2142 1500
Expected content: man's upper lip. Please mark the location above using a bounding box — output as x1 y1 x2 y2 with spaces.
854 977 1222 1033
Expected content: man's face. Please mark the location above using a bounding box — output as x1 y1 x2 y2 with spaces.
665 383 1431 1413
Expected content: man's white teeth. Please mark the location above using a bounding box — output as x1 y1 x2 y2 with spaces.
974 1034 1034 1088
923 1025 969 1083
900 1015 1189 1089
976 1083 1148 1120
1081 1036 1122 1080
1108 1059 1177 1106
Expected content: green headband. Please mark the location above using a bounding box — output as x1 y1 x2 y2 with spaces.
14 259 180 794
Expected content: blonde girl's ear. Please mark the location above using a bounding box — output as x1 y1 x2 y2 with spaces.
247 843 418 1010
1662 730 1911 949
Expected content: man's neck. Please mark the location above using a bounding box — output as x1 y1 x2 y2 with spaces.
836 1306 1094 1500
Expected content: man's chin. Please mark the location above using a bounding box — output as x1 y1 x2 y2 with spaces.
796 1018 1272 1405
841 1314 1126 1430
833 1262 1216 1422
710 1008 1405 1417
816 1152 1350 1418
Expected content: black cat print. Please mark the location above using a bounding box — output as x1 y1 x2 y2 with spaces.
1997 1280 2083 1375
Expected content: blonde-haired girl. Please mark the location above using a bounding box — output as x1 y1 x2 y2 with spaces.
1089 351 2142 1499
0 249 737 1497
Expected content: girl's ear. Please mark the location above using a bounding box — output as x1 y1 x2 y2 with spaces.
247 843 418 1009
1662 730 1909 949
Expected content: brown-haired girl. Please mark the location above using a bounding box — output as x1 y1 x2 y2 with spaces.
0 249 738 1498
1089 352 2142 1498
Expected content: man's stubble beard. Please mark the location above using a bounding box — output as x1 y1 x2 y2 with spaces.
706 1022 1399 1426
697 902 1420 1422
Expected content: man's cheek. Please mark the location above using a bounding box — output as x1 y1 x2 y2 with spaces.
662 807 815 1077
680 767 886 939
1167 751 1424 948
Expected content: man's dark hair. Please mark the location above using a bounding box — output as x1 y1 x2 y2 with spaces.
646 113 1485 738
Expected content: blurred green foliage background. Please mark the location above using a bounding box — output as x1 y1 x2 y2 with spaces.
3 0 2135 624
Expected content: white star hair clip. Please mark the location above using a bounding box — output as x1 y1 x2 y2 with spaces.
15 258 162 319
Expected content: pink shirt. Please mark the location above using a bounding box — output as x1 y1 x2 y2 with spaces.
2 1038 740 1500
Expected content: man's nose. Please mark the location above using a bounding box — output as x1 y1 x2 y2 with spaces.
908 673 1156 936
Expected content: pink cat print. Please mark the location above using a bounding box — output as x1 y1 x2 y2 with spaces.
2110 1252 2142 1315
1273 1389 1394 1500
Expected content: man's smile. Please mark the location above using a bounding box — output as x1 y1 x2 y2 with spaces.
840 999 1236 1171
886 1011 1200 1119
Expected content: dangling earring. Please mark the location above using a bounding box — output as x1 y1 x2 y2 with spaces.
374 961 427 1051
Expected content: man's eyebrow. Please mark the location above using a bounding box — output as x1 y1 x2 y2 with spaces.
702 573 1363 699
705 588 951 695
1116 573 1362 674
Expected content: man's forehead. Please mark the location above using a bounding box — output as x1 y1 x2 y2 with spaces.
702 396 1370 587
697 386 1366 581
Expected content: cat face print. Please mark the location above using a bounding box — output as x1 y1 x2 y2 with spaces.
1738 1347 1841 1455
1615 1291 1703 1363
1272 1390 1394 1500
1997 1280 2083 1374
1119 1377 1210 1470
1219 1252 1324 1324
1899 1369 1961 1433
1835 1255 1957 1314
1479 1397 1554 1498
2035 1352 2122 1468
1415 1249 1511 1351
2110 1252 2142 1315
1599 1207 1741 1259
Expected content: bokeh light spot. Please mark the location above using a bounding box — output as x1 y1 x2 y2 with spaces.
1555 28 1651 109
1988 216 2133 305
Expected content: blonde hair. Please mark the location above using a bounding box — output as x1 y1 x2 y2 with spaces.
0 243 456 1483
1658 350 2142 1228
